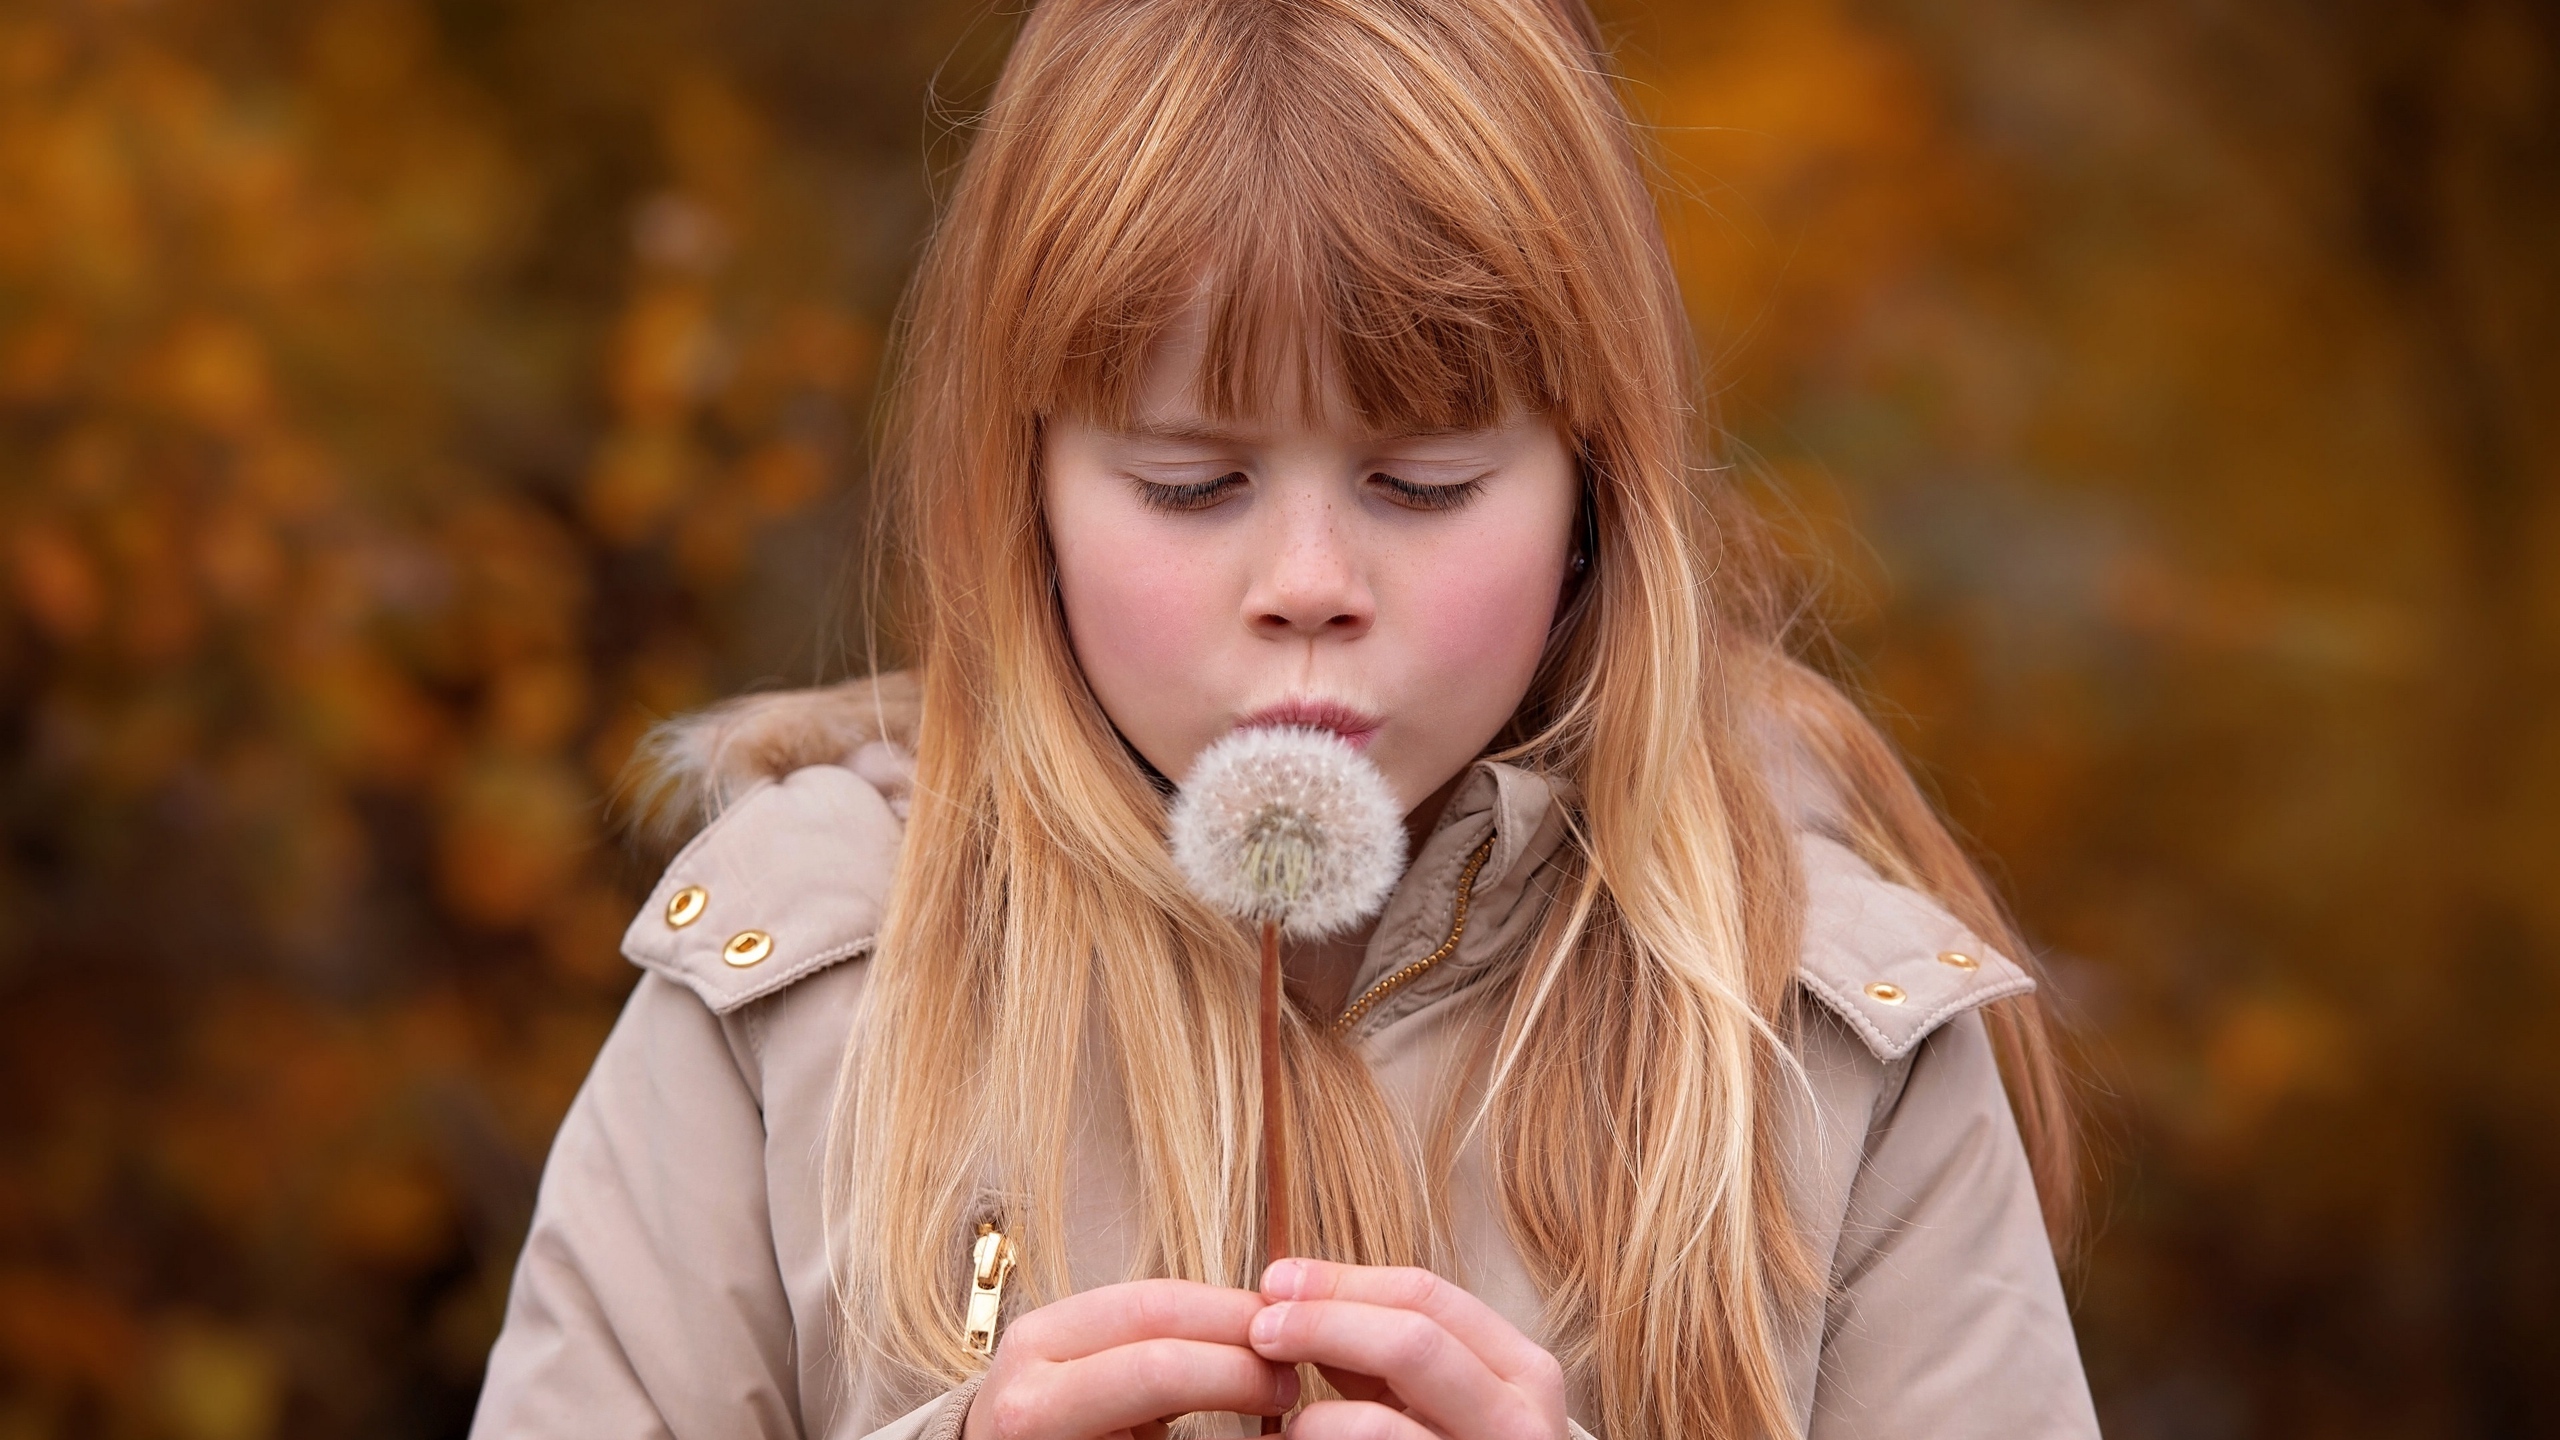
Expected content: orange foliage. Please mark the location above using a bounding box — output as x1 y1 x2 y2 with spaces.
0 0 2551 1435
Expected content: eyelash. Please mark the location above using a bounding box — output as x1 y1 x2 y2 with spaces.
1371 473 1485 512
1130 472 1486 514
1133 473 1247 512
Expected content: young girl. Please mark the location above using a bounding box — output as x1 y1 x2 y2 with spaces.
472 1 2098 1436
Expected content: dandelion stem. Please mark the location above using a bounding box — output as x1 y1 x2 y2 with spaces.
1260 915 1289 1436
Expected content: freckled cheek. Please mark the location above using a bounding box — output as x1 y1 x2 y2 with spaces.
1058 542 1228 707
1401 546 1562 703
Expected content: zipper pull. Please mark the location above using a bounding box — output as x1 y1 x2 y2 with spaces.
964 1221 1018 1357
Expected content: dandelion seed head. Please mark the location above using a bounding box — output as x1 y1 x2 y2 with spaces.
1167 726 1407 939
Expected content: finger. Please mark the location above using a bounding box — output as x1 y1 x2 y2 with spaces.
1250 1299 1510 1433
999 1338 1296 1436
1313 1364 1398 1407
1002 1278 1266 1360
1282 1399 1436 1440
1263 1260 1548 1382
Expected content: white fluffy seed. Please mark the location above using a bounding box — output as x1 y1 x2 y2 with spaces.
1167 726 1408 940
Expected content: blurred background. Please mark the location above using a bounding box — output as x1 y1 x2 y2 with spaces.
1 0 2552 1434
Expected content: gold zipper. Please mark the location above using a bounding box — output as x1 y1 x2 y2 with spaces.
963 1221 1017 1357
1332 834 1497 1035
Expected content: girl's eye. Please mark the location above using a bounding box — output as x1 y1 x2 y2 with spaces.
1133 472 1247 512
1370 472 1486 512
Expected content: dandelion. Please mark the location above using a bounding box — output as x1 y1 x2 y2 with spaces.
1167 725 1407 940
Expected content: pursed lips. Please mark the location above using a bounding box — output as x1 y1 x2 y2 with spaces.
1234 697 1385 750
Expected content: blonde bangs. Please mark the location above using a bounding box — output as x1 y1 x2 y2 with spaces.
983 0 1613 435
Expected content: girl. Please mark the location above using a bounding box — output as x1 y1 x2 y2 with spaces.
473 0 2098 1437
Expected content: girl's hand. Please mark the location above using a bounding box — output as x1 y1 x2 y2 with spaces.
964 1279 1300 1440
1247 1258 1567 1439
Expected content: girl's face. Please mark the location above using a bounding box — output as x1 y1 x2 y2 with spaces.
1042 321 1580 818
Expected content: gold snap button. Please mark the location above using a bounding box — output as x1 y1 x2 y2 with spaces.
1865 981 1907 1005
1936 950 1978 971
723 930 773 968
665 885 709 928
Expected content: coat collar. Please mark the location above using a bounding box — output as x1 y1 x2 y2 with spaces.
1336 759 1574 1039
1330 759 2040 1061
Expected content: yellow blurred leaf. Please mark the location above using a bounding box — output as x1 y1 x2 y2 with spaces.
583 425 699 543
739 438 825 518
197 501 288 612
8 521 103 641
0 308 77 403
151 314 274 436
538 882 640 984
486 658 590 752
154 1318 280 1440
672 487 753 589
434 755 593 929
608 284 722 422
322 1157 450 1268
0 1269 142 1388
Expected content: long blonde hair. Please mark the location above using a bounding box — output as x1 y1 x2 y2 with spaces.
829 1 2074 1435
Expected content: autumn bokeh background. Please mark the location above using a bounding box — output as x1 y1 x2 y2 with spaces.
3 0 2554 1434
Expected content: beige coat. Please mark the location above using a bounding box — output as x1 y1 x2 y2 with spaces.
471 721 2100 1439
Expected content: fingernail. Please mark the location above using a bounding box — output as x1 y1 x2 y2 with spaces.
1272 1364 1300 1409
1251 1301 1290 1346
1263 1257 1305 1299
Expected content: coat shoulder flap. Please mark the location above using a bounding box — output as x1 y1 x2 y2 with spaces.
1794 833 2035 1062
621 760 906 1015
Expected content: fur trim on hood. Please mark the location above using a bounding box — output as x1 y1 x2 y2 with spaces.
624 671 920 839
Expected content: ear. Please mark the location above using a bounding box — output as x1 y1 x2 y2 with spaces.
1558 454 1598 606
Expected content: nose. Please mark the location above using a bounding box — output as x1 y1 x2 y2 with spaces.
1244 494 1374 640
